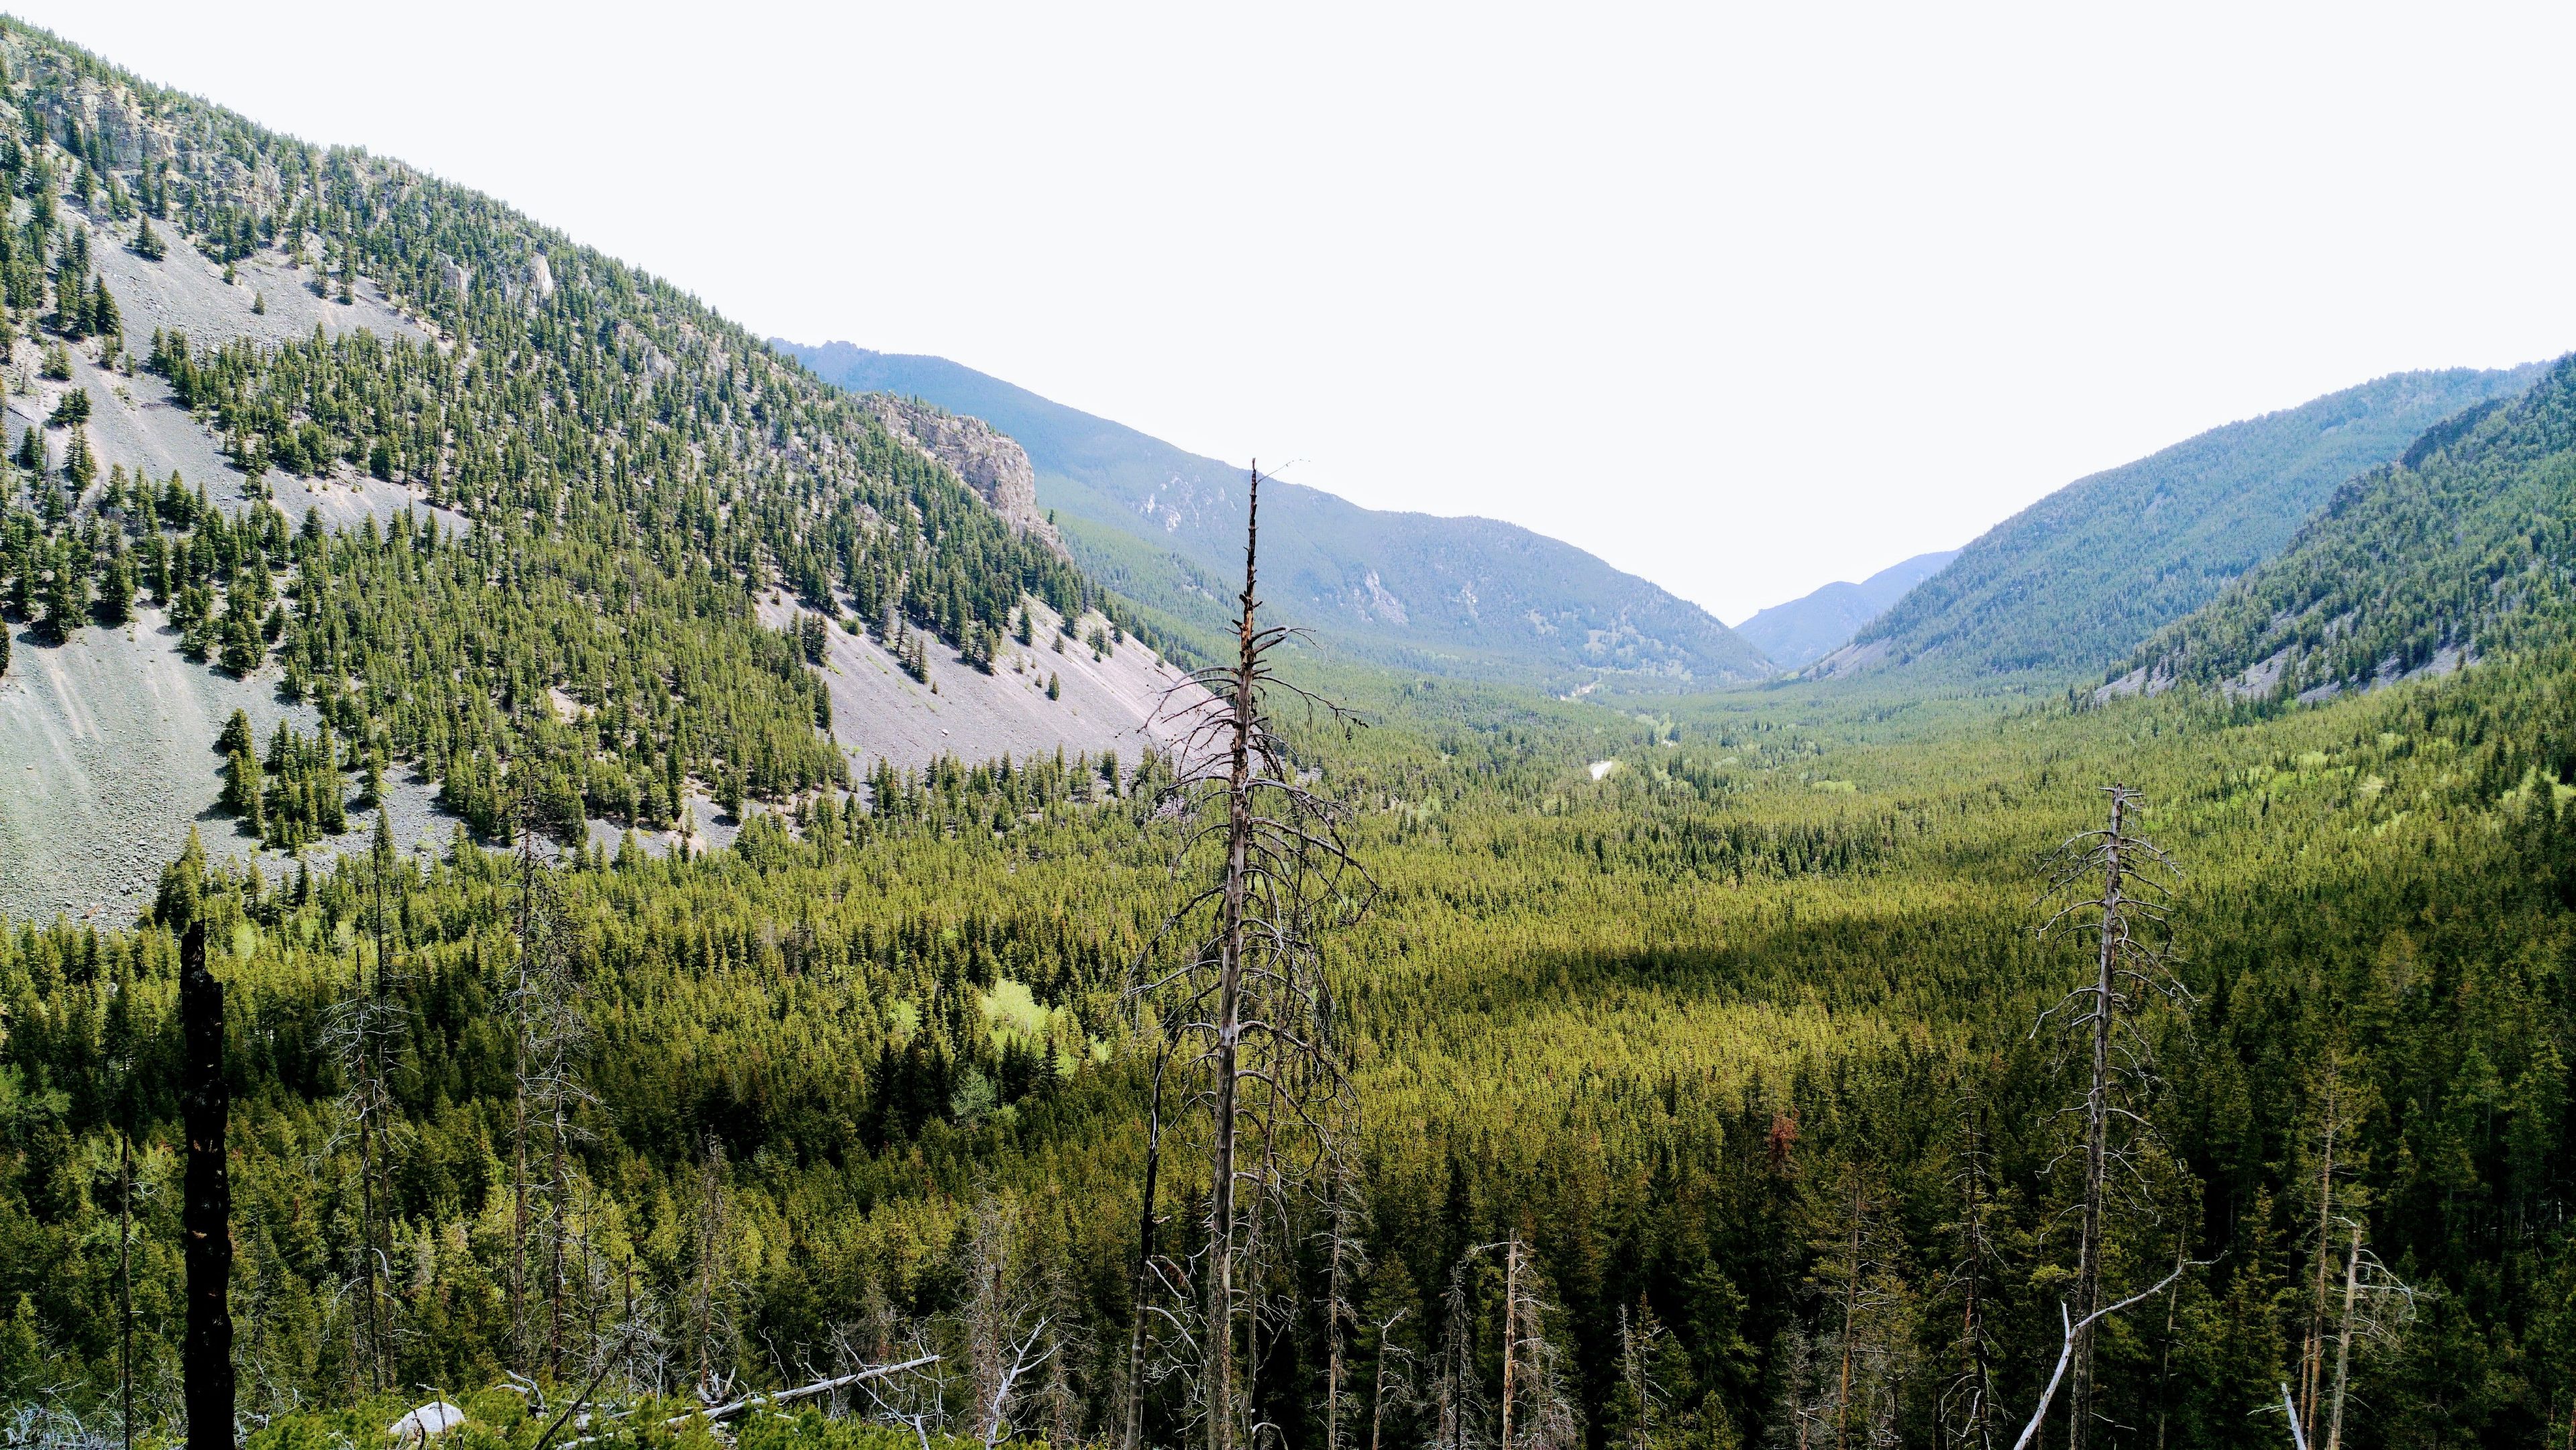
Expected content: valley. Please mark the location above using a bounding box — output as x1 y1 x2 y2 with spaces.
3 19 2575 1450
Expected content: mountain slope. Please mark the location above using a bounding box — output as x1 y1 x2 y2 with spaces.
775 341 1772 688
0 21 1163 919
1735 550 1958 669
2121 354 2576 700
1816 365 2546 681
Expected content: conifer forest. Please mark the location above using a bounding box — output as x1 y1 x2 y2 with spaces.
8 17 2576 1450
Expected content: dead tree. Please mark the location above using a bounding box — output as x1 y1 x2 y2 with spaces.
1941 1080 2001 1450
2037 785 2186 1450
1124 1045 1170 1450
180 919 235 1450
1367 1307 1411 1450
323 810 407 1390
1787 1156 1909 1450
1834 1176 1863 1450
2006 1262 2190 1450
1134 461 1373 1450
2318 1221 2417 1450
962 1200 1057 1449
1496 1243 1578 1450
2153 1242 2186 1450
510 820 592 1378
1613 1304 1664 1450
689 1138 735 1402
1429 1253 1497 1450
1323 1161 1370 1450
2295 1052 2357 1445
1776 1324 1830 1450
1038 1278 1088 1450
1499 1237 1523 1450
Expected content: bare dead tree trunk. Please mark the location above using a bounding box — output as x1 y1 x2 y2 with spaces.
2298 1060 2345 1444
1136 462 1372 1450
2035 786 2186 1450
503 821 589 1384
513 818 535 1359
1368 1309 1405 1450
1500 1236 1521 1450
2322 1222 2361 1450
1200 470 1263 1450
548 1106 570 1377
356 812 398 1391
1956 1091 1997 1450
2070 792 2122 1450
1124 1047 1167 1450
1837 1167 1865 1450
1617 1307 1647 1450
181 920 235 1450
2006 1264 2188 1450
2154 1243 2183 1450
1326 1163 1362 1450
693 1138 729 1399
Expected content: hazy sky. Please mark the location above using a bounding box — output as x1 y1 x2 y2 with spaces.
29 3 2576 622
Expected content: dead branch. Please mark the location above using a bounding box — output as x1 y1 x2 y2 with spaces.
2006 1261 2192 1450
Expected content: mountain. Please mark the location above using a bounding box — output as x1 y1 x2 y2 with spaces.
1733 550 1958 669
775 341 1772 688
0 23 1187 921
2118 353 2576 701
1813 365 2547 682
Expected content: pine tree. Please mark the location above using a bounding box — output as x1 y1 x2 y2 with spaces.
38 548 83 640
89 276 119 340
217 708 254 758
97 548 134 624
64 425 97 490
221 743 264 833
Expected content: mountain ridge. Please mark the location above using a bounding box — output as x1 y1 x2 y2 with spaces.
775 340 1773 689
1813 364 2548 683
2119 352 2576 702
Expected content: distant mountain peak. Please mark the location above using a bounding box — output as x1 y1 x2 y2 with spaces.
1733 551 1960 670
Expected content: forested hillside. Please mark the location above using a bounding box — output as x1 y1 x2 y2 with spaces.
1823 365 2542 681
2123 354 2576 701
0 21 1149 915
777 342 1772 689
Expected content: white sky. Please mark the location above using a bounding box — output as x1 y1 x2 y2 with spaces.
26 3 2576 623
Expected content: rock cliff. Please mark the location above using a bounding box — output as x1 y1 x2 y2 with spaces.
861 393 1066 556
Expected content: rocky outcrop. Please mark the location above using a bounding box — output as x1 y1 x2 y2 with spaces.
861 393 1066 557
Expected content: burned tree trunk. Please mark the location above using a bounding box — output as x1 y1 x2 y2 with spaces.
1136 460 1373 1450
181 919 235 1450
2037 784 2186 1450
2298 1057 2349 1445
2068 790 2120 1450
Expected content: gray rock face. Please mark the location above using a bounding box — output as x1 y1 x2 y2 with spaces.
861 393 1065 556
